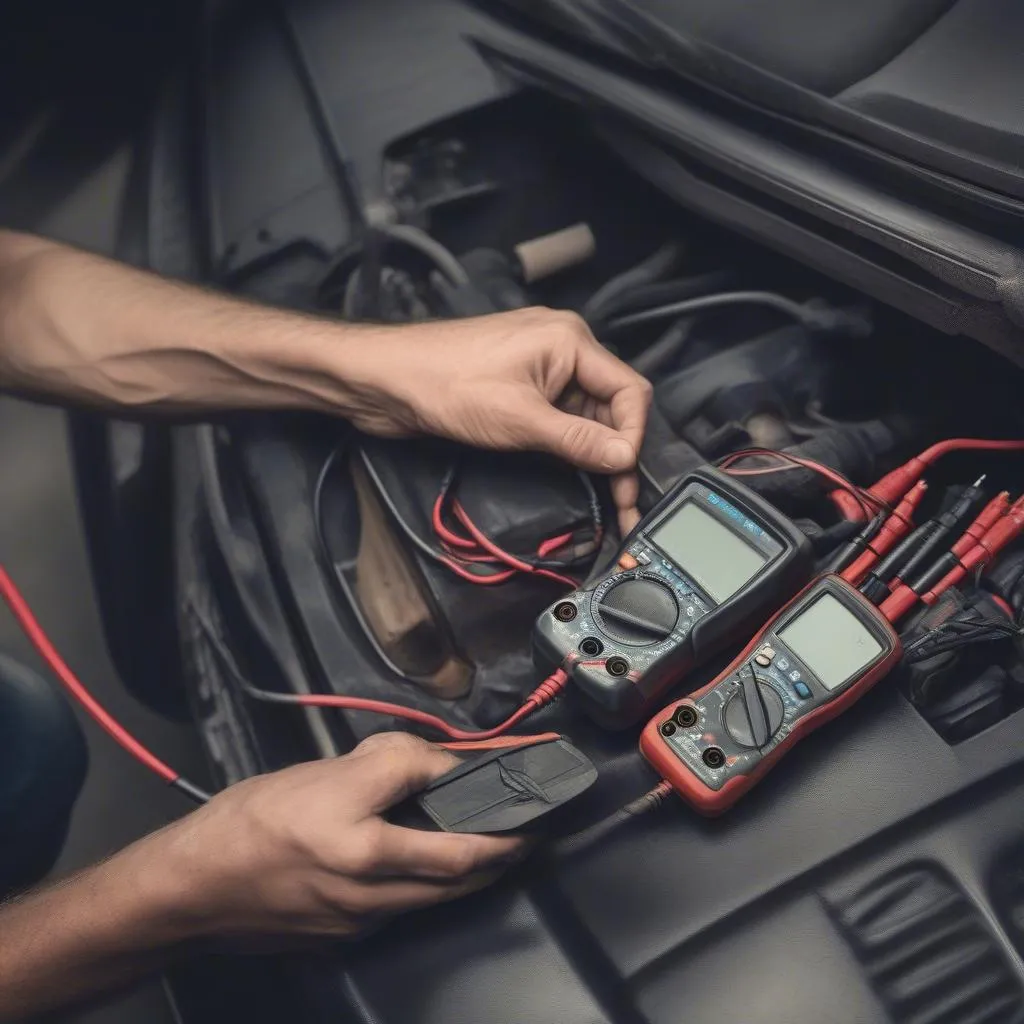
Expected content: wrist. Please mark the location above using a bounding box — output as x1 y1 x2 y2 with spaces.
308 320 440 433
91 819 227 947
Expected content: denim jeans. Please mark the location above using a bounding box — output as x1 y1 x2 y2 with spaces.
0 654 87 894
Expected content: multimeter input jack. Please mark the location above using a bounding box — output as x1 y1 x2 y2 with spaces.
579 637 604 656
606 656 630 677
674 705 698 728
702 747 726 769
554 602 578 622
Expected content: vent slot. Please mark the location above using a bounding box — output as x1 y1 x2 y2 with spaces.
825 865 1024 1024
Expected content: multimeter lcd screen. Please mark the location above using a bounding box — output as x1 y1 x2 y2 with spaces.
777 593 883 690
650 502 768 603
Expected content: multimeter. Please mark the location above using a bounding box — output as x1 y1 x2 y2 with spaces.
533 467 813 727
640 574 901 814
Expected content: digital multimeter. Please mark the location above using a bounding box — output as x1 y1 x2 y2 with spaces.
533 467 813 727
640 574 901 814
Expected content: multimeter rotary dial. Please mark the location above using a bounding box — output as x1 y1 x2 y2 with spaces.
723 673 785 748
594 576 679 645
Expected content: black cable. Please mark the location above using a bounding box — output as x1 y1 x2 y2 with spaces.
629 318 693 380
607 291 810 332
556 780 674 856
339 224 470 321
171 777 214 805
595 271 733 322
582 242 681 322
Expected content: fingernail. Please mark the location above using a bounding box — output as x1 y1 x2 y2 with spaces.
602 438 635 472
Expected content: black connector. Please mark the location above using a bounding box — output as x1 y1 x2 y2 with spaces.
859 521 938 601
823 513 885 574
859 575 891 605
872 522 938 582
908 551 963 595
898 478 987 586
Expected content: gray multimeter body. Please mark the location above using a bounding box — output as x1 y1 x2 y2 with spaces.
533 467 813 728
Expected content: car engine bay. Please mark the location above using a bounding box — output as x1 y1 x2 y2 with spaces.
65 3 1024 1021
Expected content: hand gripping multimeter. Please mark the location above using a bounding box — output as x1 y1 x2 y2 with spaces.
640 574 902 814
533 467 813 727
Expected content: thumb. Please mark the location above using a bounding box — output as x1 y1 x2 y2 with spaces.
347 733 461 814
530 405 637 474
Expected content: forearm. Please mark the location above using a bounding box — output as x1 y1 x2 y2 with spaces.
0 229 400 415
0 826 204 1019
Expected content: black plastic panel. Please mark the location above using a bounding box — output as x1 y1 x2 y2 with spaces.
637 898 888 1024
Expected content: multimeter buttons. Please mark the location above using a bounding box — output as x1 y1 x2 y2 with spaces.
595 576 679 645
723 671 785 748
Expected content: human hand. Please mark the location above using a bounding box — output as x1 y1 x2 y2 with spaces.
152 733 525 940
344 308 652 534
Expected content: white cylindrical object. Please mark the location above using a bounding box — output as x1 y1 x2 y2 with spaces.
514 222 596 283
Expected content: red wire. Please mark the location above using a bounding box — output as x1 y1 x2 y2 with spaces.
919 438 1024 463
537 532 574 559
453 501 535 572
439 558 517 585
868 438 1024 506
0 559 567 770
259 670 567 741
439 732 563 752
718 448 883 517
432 494 475 549
0 564 179 784
431 490 581 589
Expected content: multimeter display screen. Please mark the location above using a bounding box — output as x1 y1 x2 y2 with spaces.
777 593 883 690
650 502 768 603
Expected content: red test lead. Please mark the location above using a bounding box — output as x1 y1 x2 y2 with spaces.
878 491 1012 624
867 438 1024 507
951 491 1010 557
921 495 1024 606
0 565 212 804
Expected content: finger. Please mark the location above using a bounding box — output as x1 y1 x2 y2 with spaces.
344 733 462 815
327 869 508 923
571 341 652 459
604 384 652 462
523 400 639 474
612 473 641 535
595 406 641 536
573 340 652 437
372 822 527 881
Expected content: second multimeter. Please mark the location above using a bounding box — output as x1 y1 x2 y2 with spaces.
640 574 901 814
533 467 813 727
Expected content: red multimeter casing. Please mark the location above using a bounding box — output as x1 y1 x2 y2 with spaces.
640 575 901 816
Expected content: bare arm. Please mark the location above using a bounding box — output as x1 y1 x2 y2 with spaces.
0 228 393 416
0 228 650 528
0 735 524 1020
